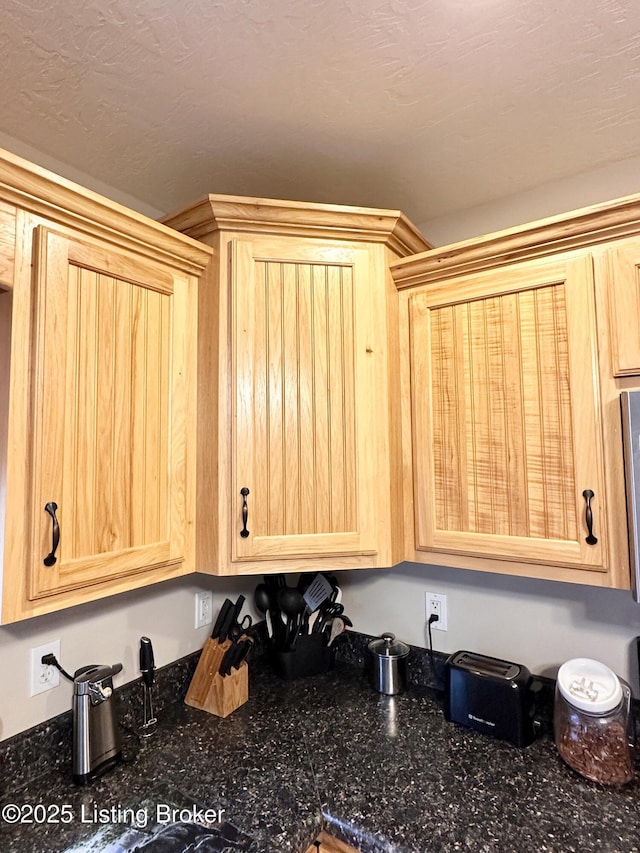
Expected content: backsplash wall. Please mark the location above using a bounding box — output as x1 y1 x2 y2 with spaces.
338 563 640 696
0 574 260 741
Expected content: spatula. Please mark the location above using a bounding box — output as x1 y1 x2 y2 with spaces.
303 573 333 613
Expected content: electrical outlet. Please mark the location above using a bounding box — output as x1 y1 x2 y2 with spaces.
30 640 61 696
195 591 213 629
426 592 448 632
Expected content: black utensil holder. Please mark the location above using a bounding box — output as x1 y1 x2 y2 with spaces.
271 632 335 680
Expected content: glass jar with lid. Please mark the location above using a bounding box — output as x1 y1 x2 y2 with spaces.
554 657 635 785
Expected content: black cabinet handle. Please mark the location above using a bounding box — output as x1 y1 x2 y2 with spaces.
43 501 60 566
582 489 598 545
240 488 250 538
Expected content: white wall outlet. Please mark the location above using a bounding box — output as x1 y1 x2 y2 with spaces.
30 640 61 696
426 592 448 632
195 591 213 629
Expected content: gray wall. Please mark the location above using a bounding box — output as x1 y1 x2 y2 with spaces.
339 564 640 696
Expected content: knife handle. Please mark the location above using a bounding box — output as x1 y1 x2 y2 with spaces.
219 639 253 677
217 602 238 643
232 594 246 622
233 639 253 669
220 594 247 642
211 599 234 639
219 642 240 677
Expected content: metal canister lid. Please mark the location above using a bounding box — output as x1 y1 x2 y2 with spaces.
557 658 623 714
368 632 410 658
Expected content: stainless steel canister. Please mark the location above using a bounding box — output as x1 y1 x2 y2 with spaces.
368 632 410 695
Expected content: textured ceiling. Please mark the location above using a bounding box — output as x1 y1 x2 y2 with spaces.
1 0 640 224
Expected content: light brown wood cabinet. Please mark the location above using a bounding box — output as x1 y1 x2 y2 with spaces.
407 254 607 573
305 831 362 853
232 237 375 562
392 194 640 590
163 196 429 575
606 237 640 376
7 147 640 617
0 149 211 622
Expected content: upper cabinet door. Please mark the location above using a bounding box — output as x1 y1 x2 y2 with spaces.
607 238 640 376
28 227 190 598
409 254 607 571
231 238 377 561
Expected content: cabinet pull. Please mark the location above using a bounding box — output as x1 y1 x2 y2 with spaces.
43 501 60 566
240 487 250 538
582 489 598 546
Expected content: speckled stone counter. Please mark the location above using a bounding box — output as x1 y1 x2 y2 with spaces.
1 653 640 853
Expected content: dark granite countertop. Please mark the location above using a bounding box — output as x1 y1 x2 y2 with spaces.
2 655 640 853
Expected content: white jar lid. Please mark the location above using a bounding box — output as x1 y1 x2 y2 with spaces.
557 658 623 714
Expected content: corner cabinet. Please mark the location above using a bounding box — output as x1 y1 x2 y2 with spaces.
391 193 640 590
0 149 211 622
163 195 430 575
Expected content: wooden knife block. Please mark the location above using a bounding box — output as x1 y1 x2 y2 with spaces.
184 637 249 718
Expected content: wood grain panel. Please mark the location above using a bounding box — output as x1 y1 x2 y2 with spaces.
266 261 285 535
297 264 315 533
71 266 98 558
233 238 368 560
112 274 133 550
426 284 576 540
467 299 492 533
95 273 116 554
0 293 12 583
499 293 528 537
306 830 363 853
58 268 173 561
341 265 356 533
31 230 69 574
249 258 358 538
328 265 346 532
410 254 604 569
607 239 640 375
29 227 180 597
312 264 331 534
130 285 147 548
142 289 170 547
0 203 16 288
282 262 300 535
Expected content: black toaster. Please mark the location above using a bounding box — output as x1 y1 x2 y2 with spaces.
444 650 539 747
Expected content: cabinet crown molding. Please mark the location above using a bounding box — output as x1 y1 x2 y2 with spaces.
162 193 431 257
0 146 212 274
391 191 640 288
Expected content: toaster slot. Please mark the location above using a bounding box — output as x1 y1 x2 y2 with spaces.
451 651 521 681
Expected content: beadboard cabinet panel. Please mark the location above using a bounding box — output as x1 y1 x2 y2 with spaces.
233 238 374 560
28 228 185 597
